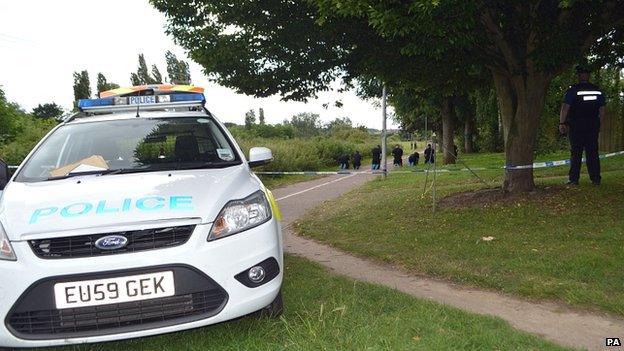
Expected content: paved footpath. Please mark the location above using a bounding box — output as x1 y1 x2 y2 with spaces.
271 170 624 351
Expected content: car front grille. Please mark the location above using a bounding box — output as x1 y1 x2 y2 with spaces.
29 225 195 259
8 290 226 338
6 265 228 340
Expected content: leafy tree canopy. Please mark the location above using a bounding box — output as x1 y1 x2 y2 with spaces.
96 73 120 95
165 50 192 84
258 107 266 125
72 70 91 101
152 65 164 84
72 70 91 109
151 0 423 101
287 112 322 138
131 54 164 85
32 103 63 120
0 87 20 138
244 109 256 129
326 117 352 132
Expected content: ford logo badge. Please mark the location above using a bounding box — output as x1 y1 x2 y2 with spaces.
94 235 128 250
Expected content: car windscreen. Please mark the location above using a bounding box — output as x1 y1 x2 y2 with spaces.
15 117 241 183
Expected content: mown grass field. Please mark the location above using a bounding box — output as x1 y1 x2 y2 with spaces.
55 256 567 351
296 151 624 316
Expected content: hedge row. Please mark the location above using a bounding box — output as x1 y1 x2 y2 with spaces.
237 137 379 171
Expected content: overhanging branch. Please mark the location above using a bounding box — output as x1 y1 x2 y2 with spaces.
480 9 521 74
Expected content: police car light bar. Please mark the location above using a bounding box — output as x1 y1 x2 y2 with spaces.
78 93 205 113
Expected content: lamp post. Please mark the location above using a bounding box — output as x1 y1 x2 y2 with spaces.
381 84 387 179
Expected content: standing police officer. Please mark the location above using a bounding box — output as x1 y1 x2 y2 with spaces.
371 145 382 170
559 66 606 185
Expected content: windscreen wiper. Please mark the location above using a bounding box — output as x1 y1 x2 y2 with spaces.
174 161 241 170
44 161 241 180
44 169 123 181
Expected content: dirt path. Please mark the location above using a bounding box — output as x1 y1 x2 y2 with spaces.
271 170 624 351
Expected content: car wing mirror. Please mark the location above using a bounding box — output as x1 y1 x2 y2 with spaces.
248 147 273 168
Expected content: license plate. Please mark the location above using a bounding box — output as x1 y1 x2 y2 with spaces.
128 95 156 105
54 271 175 309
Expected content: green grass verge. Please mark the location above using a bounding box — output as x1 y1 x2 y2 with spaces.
55 255 567 350
296 152 624 316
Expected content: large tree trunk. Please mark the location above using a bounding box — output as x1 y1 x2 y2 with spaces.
440 97 456 164
599 68 622 152
435 124 443 156
492 72 550 192
600 109 621 152
464 113 476 153
431 121 444 153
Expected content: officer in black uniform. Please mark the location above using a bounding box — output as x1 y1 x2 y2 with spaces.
424 144 433 164
392 145 404 167
559 65 606 185
371 145 382 170
352 150 362 170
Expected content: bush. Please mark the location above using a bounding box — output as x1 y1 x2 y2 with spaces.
0 115 57 165
229 123 295 140
225 118 381 171
237 137 378 171
0 88 57 165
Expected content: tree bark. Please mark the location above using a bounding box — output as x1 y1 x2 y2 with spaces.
440 97 456 164
464 113 476 153
492 71 550 193
599 68 621 152
435 124 443 157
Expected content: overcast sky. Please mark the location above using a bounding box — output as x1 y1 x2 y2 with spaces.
0 0 396 129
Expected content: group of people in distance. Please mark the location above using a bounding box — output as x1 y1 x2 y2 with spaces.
393 144 436 167
338 151 362 170
338 143 437 170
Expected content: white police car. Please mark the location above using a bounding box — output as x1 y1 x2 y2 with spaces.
0 85 283 347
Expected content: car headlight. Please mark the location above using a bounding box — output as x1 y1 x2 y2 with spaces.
208 190 272 241
0 223 16 261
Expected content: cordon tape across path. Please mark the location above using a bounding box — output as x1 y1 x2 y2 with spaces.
254 150 624 175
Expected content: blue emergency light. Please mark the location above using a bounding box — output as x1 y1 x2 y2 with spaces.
77 98 115 108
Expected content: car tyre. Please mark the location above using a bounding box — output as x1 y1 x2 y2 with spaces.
259 290 283 318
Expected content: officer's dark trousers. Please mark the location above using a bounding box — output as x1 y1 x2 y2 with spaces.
569 129 601 183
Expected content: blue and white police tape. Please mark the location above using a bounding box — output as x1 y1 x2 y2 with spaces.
255 170 362 175
257 150 624 175
255 169 483 175
505 150 624 170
